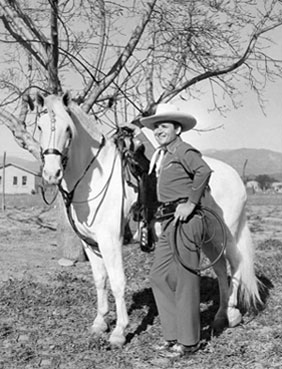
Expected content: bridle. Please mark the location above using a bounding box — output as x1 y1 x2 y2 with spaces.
41 147 69 169
39 109 70 170
39 108 71 205
39 107 106 204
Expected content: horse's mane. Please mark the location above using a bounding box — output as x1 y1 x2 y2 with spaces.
68 102 103 142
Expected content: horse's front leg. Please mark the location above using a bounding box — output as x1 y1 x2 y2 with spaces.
99 237 129 347
84 245 109 336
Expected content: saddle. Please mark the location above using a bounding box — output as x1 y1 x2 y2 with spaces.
114 126 159 252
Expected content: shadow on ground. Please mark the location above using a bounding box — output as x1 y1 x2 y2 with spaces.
125 272 274 346
125 276 226 344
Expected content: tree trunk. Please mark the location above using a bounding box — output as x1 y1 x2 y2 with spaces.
56 195 87 262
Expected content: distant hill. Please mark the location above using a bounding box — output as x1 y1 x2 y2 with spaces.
203 148 282 181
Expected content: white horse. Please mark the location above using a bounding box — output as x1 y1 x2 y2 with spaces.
35 92 261 347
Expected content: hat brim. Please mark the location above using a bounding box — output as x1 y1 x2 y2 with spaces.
140 112 196 132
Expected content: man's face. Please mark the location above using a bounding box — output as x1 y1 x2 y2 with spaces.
153 122 181 146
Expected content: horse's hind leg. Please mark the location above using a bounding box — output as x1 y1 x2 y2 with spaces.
202 241 229 330
225 225 249 327
84 245 109 336
227 272 242 328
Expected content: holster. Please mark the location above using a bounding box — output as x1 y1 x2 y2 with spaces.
155 198 188 221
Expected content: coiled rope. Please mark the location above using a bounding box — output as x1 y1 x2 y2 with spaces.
169 206 227 276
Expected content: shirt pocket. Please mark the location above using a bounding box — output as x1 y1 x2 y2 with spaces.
162 159 183 173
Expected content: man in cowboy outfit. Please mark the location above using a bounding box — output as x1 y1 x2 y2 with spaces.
140 103 224 359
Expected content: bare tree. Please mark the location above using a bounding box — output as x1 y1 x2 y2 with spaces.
0 0 281 259
0 0 281 136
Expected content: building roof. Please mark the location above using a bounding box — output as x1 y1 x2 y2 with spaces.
0 156 41 176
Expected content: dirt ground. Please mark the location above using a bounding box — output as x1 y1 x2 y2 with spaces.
1 192 282 369
0 195 61 283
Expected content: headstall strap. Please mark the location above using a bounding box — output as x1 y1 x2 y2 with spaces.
40 109 69 168
42 148 63 157
50 110 56 131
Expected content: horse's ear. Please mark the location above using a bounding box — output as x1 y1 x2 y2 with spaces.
36 93 45 107
62 91 72 107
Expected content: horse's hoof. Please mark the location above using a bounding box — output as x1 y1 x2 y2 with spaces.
90 321 109 336
109 333 126 348
227 307 242 328
211 316 228 334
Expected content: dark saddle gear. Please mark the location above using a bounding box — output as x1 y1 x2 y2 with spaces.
114 126 159 252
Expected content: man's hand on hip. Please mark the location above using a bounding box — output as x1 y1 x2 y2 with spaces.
173 201 196 226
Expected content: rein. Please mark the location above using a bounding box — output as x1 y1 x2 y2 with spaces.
57 136 106 254
58 135 106 208
40 185 59 206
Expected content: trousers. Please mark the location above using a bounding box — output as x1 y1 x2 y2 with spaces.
149 214 203 346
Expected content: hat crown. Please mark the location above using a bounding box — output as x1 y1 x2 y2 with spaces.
155 103 179 116
140 102 196 132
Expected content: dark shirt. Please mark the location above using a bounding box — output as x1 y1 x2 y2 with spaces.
157 137 212 204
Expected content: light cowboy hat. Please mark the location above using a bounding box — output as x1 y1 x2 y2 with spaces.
140 103 197 132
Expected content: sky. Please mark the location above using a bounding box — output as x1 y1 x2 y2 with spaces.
0 75 282 162
181 78 282 154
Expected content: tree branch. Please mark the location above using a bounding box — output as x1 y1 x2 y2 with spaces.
82 0 158 113
48 0 62 93
0 0 49 65
157 30 260 103
0 15 46 68
0 109 40 161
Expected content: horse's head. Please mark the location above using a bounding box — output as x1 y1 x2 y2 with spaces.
37 92 74 185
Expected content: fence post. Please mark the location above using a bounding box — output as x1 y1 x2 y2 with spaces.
2 152 6 212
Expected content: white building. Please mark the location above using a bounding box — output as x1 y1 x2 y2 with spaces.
246 180 262 193
0 158 41 194
271 182 282 193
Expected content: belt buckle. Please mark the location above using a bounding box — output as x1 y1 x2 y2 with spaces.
155 205 168 219
159 206 166 217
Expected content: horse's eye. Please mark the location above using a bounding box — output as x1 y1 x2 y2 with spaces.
38 125 42 132
66 126 72 137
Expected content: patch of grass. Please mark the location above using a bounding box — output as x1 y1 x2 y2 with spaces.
247 193 282 206
256 239 282 282
1 238 281 369
0 193 44 210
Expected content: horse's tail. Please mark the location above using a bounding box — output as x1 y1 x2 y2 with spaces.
234 207 262 309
